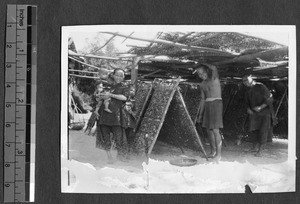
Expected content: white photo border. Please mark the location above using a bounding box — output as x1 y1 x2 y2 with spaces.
61 25 296 192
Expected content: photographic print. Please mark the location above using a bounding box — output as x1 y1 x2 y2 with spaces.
61 25 296 193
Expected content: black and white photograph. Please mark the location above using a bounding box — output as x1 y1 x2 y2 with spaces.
61 25 296 193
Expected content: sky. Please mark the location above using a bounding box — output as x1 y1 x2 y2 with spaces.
69 29 290 54
70 31 158 53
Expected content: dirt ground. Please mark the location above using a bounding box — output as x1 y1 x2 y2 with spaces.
62 127 294 194
68 128 288 169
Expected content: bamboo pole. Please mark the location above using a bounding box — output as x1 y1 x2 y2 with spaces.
117 53 138 57
140 69 163 78
69 73 99 79
146 32 163 48
131 57 140 85
101 32 235 56
126 45 148 48
68 69 99 74
69 50 121 60
121 32 135 43
154 32 195 52
68 56 106 71
253 64 288 72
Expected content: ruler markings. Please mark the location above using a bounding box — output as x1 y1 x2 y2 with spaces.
4 4 36 202
15 5 18 203
14 5 17 202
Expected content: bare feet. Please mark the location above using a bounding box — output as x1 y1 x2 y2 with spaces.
211 155 221 163
207 152 216 158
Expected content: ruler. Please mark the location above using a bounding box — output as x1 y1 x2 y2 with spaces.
4 5 37 202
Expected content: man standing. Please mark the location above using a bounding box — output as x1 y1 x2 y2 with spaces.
242 75 273 157
195 63 223 160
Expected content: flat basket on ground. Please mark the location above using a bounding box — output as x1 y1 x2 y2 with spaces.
169 156 198 167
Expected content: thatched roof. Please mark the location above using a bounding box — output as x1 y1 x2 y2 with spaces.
124 32 288 81
130 32 285 57
69 32 289 82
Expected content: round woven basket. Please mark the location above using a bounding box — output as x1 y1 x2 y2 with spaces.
169 156 198 167
69 122 85 130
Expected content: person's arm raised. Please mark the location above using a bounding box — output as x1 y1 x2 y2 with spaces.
202 63 219 79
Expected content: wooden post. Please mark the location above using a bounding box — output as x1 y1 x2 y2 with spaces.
131 56 141 85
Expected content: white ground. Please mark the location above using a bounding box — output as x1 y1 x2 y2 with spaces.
61 117 295 194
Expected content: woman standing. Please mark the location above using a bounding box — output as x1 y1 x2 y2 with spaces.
96 68 129 163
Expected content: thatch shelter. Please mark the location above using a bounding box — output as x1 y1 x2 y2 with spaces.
68 32 289 154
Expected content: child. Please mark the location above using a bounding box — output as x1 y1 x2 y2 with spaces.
122 85 137 153
94 83 112 114
84 83 111 135
97 69 117 113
